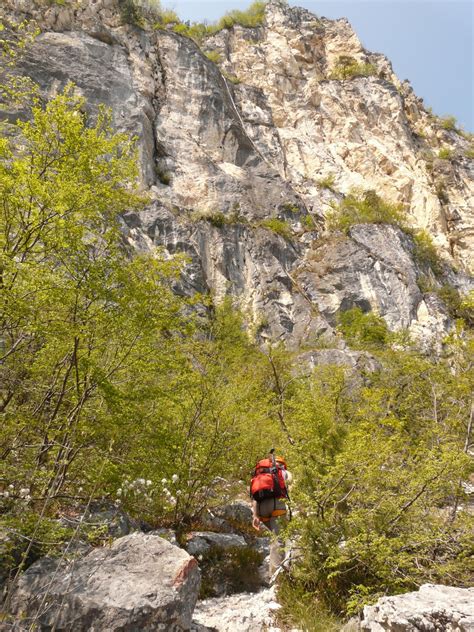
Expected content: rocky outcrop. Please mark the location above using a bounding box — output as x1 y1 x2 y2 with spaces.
361 584 474 631
1 0 472 347
210 2 474 270
7 533 200 631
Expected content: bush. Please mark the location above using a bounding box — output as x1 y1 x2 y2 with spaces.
171 1 267 43
465 146 474 159
281 202 300 214
317 174 336 191
437 286 474 326
438 147 453 160
258 218 293 239
330 55 377 80
337 307 389 348
156 8 179 24
174 22 214 43
119 0 144 26
155 166 171 185
287 349 474 617
411 230 443 274
440 115 457 131
216 1 268 30
205 50 222 64
223 71 241 84
192 210 248 227
326 190 406 233
276 575 341 632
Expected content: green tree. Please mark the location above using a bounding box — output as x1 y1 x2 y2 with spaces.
282 344 473 620
0 83 191 567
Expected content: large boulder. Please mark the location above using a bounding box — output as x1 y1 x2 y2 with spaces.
7 533 200 631
361 584 474 631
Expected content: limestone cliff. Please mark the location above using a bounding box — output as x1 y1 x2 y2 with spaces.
2 0 473 347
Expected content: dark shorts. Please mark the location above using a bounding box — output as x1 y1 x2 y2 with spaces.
256 497 286 521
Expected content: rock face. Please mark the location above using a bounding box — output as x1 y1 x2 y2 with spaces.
361 584 474 632
8 533 200 632
1 0 473 347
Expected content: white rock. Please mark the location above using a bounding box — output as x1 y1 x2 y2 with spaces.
361 584 474 631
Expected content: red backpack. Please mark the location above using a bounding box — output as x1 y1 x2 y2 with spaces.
250 458 288 501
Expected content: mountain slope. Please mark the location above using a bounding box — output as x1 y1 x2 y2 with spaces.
3 0 472 347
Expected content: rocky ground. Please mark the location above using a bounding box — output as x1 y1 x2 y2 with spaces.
3 502 474 631
191 587 287 632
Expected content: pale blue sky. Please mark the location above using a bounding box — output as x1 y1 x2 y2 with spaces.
167 1 473 131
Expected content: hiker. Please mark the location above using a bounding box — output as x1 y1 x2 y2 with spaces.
250 450 292 576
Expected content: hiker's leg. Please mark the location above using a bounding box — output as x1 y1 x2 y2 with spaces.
268 519 284 575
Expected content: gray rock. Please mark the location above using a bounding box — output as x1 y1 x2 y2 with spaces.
60 503 138 539
185 532 246 557
200 510 233 534
299 348 380 373
148 528 178 546
361 584 474 631
8 533 200 631
341 618 361 631
215 501 253 524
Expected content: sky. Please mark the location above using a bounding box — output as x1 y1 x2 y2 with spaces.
166 1 473 131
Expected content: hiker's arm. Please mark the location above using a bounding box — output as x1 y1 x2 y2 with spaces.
252 500 261 530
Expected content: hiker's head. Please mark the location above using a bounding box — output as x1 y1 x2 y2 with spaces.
276 455 287 469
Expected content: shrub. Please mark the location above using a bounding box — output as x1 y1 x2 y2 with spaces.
465 146 474 159
216 0 268 30
435 182 449 204
258 218 293 239
330 55 377 80
411 230 443 274
193 209 249 227
302 215 316 231
205 50 222 64
165 1 268 44
191 210 229 227
155 166 171 185
287 350 474 617
176 22 216 43
281 202 300 214
326 190 406 233
222 71 241 84
437 286 474 326
440 115 457 131
317 174 336 191
119 0 144 26
337 307 389 348
157 8 180 24
276 575 341 632
438 147 453 160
